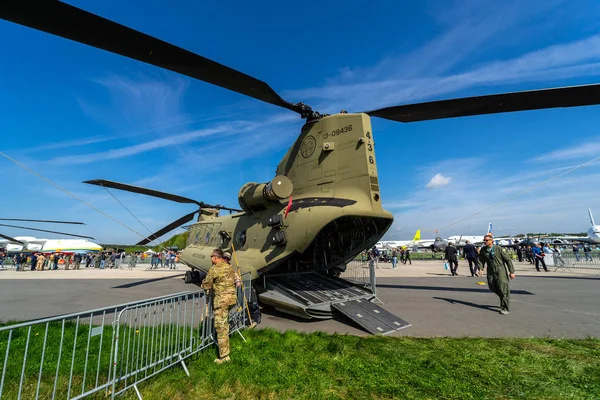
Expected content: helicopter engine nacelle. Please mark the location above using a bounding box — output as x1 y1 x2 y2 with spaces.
238 175 293 213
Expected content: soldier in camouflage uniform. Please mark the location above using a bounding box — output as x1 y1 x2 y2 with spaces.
478 234 516 315
202 248 237 364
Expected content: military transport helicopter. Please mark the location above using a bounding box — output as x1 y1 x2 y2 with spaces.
3 2 600 334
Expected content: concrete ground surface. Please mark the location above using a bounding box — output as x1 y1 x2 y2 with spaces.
1 261 598 338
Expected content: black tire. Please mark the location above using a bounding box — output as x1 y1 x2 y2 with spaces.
192 270 201 283
184 270 193 284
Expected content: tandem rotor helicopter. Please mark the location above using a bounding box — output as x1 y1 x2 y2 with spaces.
3 2 600 334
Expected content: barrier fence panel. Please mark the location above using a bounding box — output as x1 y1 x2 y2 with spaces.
229 272 254 336
553 252 600 271
110 291 212 399
0 280 254 400
340 259 377 297
0 292 188 400
341 259 370 287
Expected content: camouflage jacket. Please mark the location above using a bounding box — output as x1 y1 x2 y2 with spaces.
202 261 237 307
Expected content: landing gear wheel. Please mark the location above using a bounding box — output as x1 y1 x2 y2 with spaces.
184 270 193 284
248 288 261 325
192 270 201 283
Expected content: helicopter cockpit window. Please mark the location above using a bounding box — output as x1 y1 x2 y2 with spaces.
195 232 200 244
205 232 211 244
236 230 247 247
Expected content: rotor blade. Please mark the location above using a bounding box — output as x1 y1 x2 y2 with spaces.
0 233 24 245
84 179 243 212
0 223 95 240
136 210 197 246
0 1 299 114
84 179 203 206
364 84 600 123
0 218 84 225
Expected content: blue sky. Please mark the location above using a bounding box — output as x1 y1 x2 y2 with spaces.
2 0 600 244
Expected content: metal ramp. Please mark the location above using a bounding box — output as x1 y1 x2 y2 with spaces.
332 299 411 335
261 273 374 319
266 273 371 306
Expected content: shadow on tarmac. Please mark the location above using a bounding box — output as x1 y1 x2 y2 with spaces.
376 284 535 295
520 274 600 281
433 297 500 313
112 274 184 288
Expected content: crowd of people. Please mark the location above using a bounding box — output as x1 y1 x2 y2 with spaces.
0 250 181 271
362 247 412 270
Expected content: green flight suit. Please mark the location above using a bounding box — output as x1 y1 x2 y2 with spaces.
202 261 237 358
478 245 515 311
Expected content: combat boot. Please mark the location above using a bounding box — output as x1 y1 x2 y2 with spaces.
214 356 231 364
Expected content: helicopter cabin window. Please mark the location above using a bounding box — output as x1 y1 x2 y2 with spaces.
219 231 230 248
236 230 247 247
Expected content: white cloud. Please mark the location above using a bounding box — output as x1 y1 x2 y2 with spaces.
533 138 600 162
48 126 232 165
283 1 600 114
47 112 298 165
79 72 192 132
382 156 600 240
426 173 452 189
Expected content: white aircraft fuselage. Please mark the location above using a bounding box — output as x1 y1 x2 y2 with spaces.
587 225 600 244
446 235 484 245
2 236 102 254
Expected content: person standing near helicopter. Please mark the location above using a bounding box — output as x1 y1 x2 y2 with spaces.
202 248 237 364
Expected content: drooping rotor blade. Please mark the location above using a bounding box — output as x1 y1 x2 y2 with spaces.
84 179 203 206
0 233 24 245
136 210 198 246
0 218 84 225
84 179 243 212
0 223 95 240
0 1 300 115
364 84 600 123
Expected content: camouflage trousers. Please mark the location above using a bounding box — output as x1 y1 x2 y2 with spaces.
214 305 233 358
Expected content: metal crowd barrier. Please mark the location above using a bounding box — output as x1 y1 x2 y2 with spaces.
552 252 600 271
340 260 377 298
0 277 253 399
109 292 211 399
341 259 370 287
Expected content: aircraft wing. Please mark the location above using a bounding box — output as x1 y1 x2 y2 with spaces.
415 240 435 248
547 236 593 243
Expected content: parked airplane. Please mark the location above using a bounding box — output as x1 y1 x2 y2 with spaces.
527 209 600 245
376 230 424 249
446 222 493 246
0 236 103 254
0 218 102 254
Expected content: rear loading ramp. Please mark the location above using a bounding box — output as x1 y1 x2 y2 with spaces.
260 272 374 319
332 299 411 335
267 273 372 305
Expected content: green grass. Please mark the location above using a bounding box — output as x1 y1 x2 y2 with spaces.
131 329 600 400
0 320 202 399
2 323 598 400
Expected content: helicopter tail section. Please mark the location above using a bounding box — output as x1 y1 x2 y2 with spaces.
277 113 387 217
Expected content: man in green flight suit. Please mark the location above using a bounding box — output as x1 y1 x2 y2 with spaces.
478 234 516 315
202 248 237 364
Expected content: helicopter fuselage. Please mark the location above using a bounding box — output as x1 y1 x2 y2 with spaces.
179 113 393 279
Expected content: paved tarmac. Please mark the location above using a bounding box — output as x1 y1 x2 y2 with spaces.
1 261 598 338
